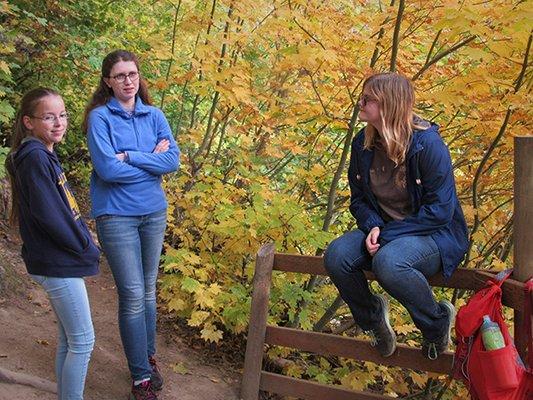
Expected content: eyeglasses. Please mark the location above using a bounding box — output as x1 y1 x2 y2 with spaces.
31 112 69 123
110 71 139 83
358 94 378 106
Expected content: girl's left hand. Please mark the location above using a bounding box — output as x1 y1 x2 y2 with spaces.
116 153 126 161
366 227 381 256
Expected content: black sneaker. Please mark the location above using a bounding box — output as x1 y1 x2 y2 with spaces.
129 380 158 400
365 294 396 357
422 300 456 360
149 357 163 391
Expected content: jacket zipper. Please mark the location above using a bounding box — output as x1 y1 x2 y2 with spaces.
406 147 423 211
132 114 140 148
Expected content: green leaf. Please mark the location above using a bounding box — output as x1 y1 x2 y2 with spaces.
181 277 201 293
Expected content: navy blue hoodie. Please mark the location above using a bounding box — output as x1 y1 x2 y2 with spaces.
348 124 469 279
12 138 99 277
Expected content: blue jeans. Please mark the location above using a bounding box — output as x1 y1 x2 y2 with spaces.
30 275 94 400
96 209 167 381
324 230 448 341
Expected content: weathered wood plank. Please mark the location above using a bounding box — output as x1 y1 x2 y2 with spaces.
513 136 533 360
273 254 526 311
241 244 276 400
265 325 453 375
260 371 392 400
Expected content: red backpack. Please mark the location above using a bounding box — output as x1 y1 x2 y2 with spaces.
452 271 533 400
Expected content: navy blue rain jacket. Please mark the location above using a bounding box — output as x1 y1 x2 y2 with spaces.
12 138 100 277
348 123 469 278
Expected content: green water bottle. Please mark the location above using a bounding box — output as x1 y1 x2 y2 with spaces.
481 315 505 351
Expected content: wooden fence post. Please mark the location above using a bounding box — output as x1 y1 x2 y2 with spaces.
240 243 275 400
513 135 532 361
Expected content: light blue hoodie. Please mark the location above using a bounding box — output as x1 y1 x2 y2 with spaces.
87 96 180 218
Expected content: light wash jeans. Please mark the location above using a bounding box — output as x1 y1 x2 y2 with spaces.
95 209 167 381
324 229 449 341
30 275 94 400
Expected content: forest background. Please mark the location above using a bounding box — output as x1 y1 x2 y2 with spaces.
0 0 531 398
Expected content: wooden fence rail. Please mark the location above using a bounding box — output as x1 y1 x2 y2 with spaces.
241 247 528 400
240 136 531 399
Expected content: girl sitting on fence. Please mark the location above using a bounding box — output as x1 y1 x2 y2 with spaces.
324 72 469 360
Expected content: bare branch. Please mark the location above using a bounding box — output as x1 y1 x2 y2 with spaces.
412 35 476 81
292 17 326 50
390 0 405 72
513 30 532 92
425 29 442 66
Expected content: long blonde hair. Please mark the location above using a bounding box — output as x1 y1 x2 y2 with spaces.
362 73 426 165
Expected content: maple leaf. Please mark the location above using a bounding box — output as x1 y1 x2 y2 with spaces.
200 325 223 343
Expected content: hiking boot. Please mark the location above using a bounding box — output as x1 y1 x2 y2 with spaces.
129 380 158 400
149 356 163 391
365 294 397 357
422 299 456 360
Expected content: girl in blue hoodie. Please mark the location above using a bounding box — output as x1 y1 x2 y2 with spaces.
324 73 468 361
5 88 100 399
83 50 179 400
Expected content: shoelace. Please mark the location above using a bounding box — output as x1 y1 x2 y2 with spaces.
365 330 378 346
427 342 438 360
135 381 156 400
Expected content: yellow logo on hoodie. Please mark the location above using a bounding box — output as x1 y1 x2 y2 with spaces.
58 172 81 220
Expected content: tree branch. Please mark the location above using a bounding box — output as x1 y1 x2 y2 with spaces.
389 0 405 72
412 35 476 80
293 17 326 50
159 0 182 111
513 30 532 92
425 29 442 66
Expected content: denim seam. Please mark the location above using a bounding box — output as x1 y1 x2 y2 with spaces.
407 250 441 275
65 281 87 397
347 254 368 273
67 281 93 397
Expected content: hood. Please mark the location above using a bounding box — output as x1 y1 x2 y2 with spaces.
407 122 440 158
13 137 59 168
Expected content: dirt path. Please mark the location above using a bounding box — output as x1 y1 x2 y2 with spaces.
0 233 241 400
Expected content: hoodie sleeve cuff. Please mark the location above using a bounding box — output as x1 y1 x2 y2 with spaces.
126 151 140 164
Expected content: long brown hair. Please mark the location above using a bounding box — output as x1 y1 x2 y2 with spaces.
5 87 61 225
82 50 152 132
362 73 427 165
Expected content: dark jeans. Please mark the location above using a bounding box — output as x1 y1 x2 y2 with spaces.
324 229 449 341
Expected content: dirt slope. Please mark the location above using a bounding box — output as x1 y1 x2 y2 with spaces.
0 232 241 400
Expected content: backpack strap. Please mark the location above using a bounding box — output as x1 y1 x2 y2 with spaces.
491 269 514 287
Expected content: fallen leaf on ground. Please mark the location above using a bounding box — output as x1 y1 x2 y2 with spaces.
172 361 189 375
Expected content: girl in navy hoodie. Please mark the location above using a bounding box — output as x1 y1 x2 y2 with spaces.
5 88 100 400
324 73 468 360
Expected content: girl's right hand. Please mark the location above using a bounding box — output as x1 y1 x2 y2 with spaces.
366 227 381 256
153 139 170 153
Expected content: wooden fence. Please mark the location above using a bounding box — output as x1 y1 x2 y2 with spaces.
240 136 532 400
